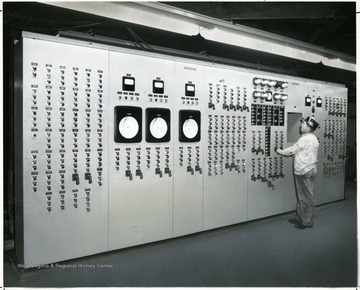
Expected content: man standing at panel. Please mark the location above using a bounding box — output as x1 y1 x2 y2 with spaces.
277 116 320 229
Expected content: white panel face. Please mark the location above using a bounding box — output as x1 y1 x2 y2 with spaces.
304 83 347 203
172 61 205 237
203 66 250 229
15 33 348 266
20 37 109 265
246 74 293 220
108 51 174 249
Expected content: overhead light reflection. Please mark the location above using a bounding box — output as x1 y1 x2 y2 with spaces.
46 1 355 72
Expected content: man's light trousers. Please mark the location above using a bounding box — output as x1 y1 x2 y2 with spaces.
294 167 317 227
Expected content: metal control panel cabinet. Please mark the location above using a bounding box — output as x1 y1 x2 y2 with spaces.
14 32 347 266
14 36 110 265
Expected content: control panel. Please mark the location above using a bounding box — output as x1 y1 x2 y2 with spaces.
14 37 109 265
14 33 348 266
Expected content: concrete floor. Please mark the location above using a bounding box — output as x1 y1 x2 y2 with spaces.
4 180 357 287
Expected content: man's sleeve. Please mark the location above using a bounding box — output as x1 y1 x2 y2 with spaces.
278 140 303 156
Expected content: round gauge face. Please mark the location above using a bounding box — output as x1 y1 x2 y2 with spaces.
182 118 198 139
150 117 168 139
119 116 139 139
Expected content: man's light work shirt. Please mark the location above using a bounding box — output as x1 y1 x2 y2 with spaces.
278 133 319 175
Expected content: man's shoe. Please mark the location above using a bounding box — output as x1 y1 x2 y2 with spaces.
288 218 301 224
295 223 313 229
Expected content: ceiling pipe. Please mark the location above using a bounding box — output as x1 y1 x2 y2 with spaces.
43 1 355 72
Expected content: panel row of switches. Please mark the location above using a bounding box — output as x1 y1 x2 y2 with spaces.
323 162 345 176
208 84 249 112
251 157 285 187
325 97 347 116
274 131 284 152
114 147 173 180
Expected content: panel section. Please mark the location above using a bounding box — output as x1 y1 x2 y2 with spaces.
173 61 205 237
283 112 302 211
305 83 347 203
203 66 250 230
108 51 174 250
248 74 290 220
18 37 109 266
282 78 307 212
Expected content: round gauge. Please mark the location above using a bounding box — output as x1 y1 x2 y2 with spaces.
119 116 139 139
182 118 198 139
150 117 168 139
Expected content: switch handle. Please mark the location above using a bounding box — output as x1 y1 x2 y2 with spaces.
72 173 80 185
